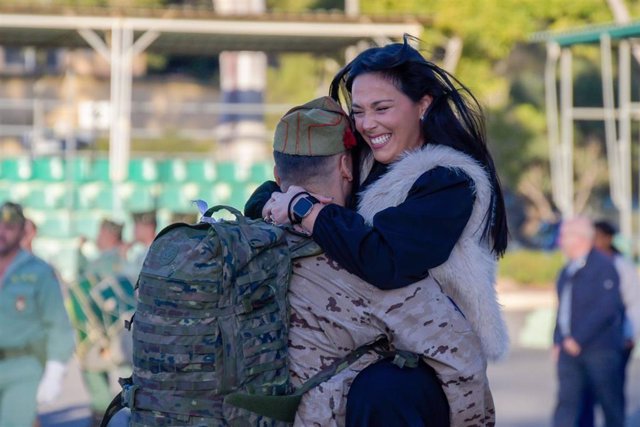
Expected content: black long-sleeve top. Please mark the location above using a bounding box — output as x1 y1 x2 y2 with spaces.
244 162 475 290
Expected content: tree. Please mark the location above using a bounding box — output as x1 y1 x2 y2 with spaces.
356 0 640 242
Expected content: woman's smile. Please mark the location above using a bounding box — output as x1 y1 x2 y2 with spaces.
370 133 392 147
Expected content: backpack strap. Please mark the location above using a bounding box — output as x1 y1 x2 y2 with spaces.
224 336 390 423
99 391 124 427
99 376 137 427
286 231 323 260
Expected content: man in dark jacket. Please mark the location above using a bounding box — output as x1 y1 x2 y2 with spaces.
552 216 625 427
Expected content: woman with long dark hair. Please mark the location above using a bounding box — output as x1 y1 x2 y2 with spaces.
253 35 509 426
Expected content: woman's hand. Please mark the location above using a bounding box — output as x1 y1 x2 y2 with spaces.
264 185 332 226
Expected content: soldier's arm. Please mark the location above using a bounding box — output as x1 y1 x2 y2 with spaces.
244 180 280 219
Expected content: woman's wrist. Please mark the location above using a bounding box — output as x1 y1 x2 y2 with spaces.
287 191 313 225
300 202 326 235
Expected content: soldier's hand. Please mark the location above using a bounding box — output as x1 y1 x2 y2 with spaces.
36 360 66 404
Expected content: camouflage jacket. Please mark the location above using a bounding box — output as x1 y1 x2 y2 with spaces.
287 234 495 427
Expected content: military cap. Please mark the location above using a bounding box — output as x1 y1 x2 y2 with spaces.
171 212 199 225
132 210 157 226
0 201 25 225
273 96 356 156
100 218 124 237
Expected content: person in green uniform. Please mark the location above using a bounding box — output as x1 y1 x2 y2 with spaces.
81 219 127 279
71 218 135 424
0 202 75 427
124 211 157 278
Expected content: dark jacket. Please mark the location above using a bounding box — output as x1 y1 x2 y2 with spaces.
553 249 625 352
244 165 474 290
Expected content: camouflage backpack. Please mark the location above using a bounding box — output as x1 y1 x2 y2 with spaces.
111 205 322 426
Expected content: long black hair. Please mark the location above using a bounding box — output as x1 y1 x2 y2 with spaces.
329 34 508 256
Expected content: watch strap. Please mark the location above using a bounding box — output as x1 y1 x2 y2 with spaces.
287 191 311 225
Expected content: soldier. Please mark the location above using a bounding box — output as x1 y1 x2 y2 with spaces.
89 219 127 278
0 202 75 427
124 211 157 278
20 218 37 253
70 218 135 425
269 97 494 426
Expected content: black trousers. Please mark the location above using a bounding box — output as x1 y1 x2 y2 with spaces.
345 359 450 427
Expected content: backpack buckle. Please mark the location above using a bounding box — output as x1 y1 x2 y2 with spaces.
124 313 135 331
121 383 139 409
392 351 420 369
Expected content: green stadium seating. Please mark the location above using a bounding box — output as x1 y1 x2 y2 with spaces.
157 158 188 183
206 182 250 210
32 237 80 283
79 182 135 211
71 210 104 239
7 182 33 204
88 157 111 182
249 162 274 183
31 157 65 182
187 159 216 183
121 183 157 211
128 158 158 183
68 157 93 183
214 161 240 183
157 182 201 212
28 209 73 239
23 183 69 210
1 157 32 181
0 183 13 204
75 183 104 210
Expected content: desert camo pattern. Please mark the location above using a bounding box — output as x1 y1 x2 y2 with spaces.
287 235 496 427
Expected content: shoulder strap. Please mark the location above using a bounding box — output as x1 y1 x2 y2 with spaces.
288 238 323 260
224 336 389 423
99 391 124 427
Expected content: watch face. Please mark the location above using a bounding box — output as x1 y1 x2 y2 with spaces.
293 197 315 222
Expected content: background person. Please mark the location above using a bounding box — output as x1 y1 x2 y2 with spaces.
0 202 75 427
69 218 134 425
20 218 37 253
124 211 157 278
593 220 640 365
577 220 640 427
552 216 625 427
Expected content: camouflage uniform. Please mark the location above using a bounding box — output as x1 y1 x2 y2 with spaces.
287 235 495 427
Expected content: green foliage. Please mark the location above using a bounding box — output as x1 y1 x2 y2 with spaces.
487 103 548 186
0 0 168 6
265 53 326 130
498 249 564 287
266 0 317 12
95 135 214 153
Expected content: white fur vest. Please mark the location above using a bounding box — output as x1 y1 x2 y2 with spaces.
357 144 509 361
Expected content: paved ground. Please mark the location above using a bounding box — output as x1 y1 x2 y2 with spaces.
37 287 640 427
